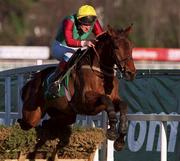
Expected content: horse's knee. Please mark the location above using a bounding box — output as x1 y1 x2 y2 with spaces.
120 101 128 114
27 119 39 127
114 100 128 113
20 116 39 128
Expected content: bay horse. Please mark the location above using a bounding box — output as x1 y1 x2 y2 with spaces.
18 25 136 151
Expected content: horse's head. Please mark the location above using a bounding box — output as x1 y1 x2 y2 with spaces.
96 25 136 80
108 25 136 80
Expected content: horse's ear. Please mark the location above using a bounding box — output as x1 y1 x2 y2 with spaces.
124 23 133 36
107 24 116 36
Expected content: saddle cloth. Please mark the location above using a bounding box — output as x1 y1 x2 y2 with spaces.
44 72 71 101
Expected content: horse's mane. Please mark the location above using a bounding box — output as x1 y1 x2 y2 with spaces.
96 26 130 41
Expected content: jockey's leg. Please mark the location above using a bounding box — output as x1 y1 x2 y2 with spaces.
48 41 82 96
47 50 80 96
48 42 75 96
47 59 68 96
48 60 67 83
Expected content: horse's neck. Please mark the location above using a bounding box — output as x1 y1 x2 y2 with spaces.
96 40 114 68
80 42 115 78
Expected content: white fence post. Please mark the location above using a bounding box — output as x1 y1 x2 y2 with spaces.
161 121 167 161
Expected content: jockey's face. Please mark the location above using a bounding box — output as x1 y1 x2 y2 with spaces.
80 24 91 33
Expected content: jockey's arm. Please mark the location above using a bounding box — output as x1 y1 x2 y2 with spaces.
63 19 82 47
63 19 103 47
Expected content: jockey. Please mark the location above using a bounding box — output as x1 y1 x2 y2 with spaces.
47 4 104 96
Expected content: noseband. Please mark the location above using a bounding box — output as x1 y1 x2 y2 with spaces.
113 52 133 72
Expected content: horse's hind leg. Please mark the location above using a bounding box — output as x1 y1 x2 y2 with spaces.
18 105 44 130
113 100 128 151
101 96 118 140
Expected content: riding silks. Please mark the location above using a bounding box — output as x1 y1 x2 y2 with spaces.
44 48 88 100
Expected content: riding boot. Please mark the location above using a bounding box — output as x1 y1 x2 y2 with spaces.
47 60 67 96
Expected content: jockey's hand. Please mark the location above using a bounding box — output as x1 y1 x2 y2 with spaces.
81 40 95 47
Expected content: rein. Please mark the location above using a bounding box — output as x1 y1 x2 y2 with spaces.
113 52 133 71
81 65 116 77
93 46 118 71
86 44 131 78
90 46 116 78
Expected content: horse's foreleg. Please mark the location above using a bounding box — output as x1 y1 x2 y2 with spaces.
81 92 118 140
118 101 128 134
101 95 118 140
113 99 128 151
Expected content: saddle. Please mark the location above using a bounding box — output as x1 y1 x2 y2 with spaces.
44 47 89 100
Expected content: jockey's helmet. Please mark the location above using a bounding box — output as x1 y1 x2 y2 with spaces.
77 5 97 25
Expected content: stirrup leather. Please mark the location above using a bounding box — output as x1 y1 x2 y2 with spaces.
47 81 60 97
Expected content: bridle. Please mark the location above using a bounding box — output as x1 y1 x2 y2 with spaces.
112 50 133 73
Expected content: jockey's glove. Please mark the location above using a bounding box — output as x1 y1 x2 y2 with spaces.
81 40 95 47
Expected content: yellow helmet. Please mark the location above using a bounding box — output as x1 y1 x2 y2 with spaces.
77 5 97 19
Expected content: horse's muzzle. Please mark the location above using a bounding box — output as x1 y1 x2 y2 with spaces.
123 71 136 81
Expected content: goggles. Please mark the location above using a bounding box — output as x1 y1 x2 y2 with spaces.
78 16 96 25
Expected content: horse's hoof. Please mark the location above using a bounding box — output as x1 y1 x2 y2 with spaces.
106 128 117 140
114 137 125 151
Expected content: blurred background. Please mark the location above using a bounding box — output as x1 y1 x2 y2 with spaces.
0 0 180 70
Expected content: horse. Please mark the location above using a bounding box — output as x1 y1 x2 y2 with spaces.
18 25 136 151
